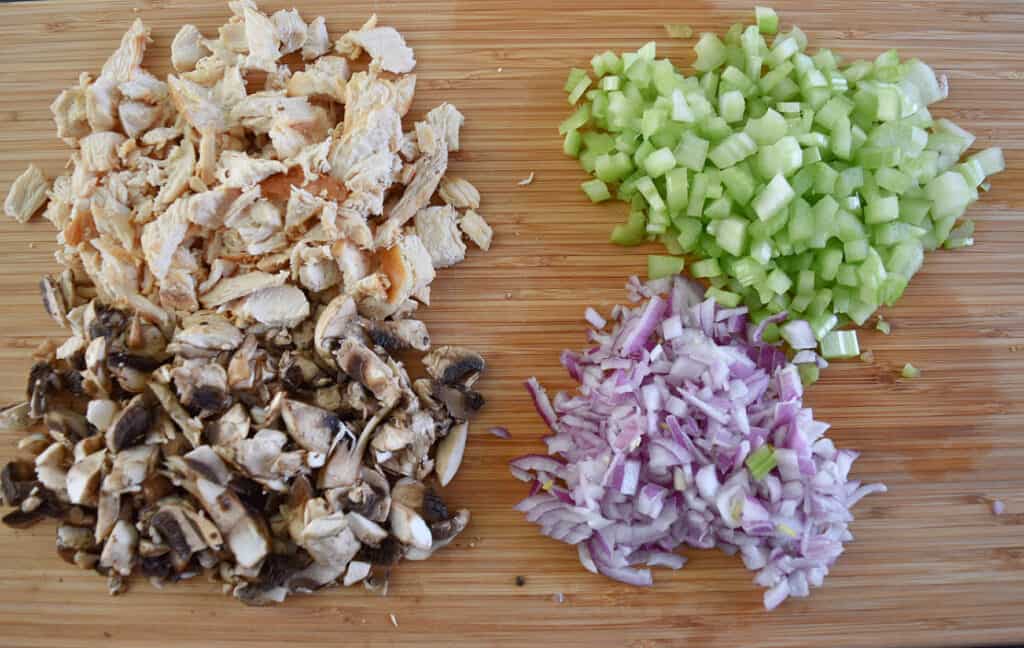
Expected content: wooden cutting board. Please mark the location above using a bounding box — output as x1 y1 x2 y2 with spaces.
0 0 1021 646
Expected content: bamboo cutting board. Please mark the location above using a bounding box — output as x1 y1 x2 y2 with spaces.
0 1 1021 646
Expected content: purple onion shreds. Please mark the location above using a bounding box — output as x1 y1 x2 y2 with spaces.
488 427 512 439
509 276 885 611
992 500 1006 515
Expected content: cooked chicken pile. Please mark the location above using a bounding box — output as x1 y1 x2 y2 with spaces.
0 0 492 605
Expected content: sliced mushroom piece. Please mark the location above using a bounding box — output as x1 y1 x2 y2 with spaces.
404 509 470 561
86 399 120 434
100 519 139 576
40 275 69 328
106 393 155 452
343 559 372 586
280 399 343 455
234 583 289 606
57 523 97 562
432 382 485 421
95 490 121 544
334 339 400 406
435 422 467 482
318 403 393 490
0 401 32 432
387 501 432 551
43 408 89 446
345 511 388 546
148 382 203 448
35 442 69 495
423 345 485 386
168 312 244 356
66 449 107 506
365 318 430 352
183 445 233 486
103 444 159 495
286 561 347 593
300 511 361 570
150 505 207 561
239 285 311 329
313 294 357 364
205 403 250 447
1 460 36 506
195 477 270 569
390 478 425 513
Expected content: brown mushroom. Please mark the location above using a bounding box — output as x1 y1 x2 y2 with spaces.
434 421 468 487
106 393 155 452
422 345 485 386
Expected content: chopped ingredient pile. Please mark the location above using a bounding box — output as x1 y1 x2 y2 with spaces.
0 0 493 604
561 7 1004 358
511 277 885 610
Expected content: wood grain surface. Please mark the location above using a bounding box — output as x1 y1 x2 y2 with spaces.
0 1 1022 646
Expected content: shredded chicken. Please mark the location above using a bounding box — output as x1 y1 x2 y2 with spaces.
5 165 50 224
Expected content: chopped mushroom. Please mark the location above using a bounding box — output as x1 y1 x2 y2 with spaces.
1 1 488 606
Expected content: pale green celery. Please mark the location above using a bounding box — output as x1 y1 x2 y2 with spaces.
820 330 860 359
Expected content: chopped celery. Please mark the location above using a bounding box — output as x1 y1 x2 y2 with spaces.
720 89 746 123
674 133 710 171
644 147 677 178
876 316 891 335
705 287 742 307
563 130 582 158
755 6 779 35
798 363 820 385
752 174 795 221
581 179 611 203
746 444 777 481
820 330 860 359
694 33 728 72
901 362 921 379
648 255 686 279
561 9 1004 359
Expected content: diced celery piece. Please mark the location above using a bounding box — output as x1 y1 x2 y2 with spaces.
796 269 816 295
732 257 767 287
816 247 843 282
559 103 591 135
720 89 746 123
635 176 667 211
787 201 814 241
764 268 793 295
752 173 795 221
641 107 667 138
611 210 647 246
749 238 773 265
755 6 779 34
633 140 655 168
674 133 710 171
565 67 588 93
581 178 611 203
568 75 592 105
926 171 970 221
583 131 615 155
875 167 911 194
665 168 690 213
670 89 695 123
563 130 582 158
843 239 869 262
820 330 860 359
769 37 800 67
713 217 748 256
969 147 1005 177
709 132 758 169
836 263 858 287
691 258 722 278
865 196 899 224
643 147 677 178
648 255 686 279
695 33 728 72
595 152 634 183
686 172 709 217
675 217 703 252
704 196 732 219
835 166 864 197
705 287 742 308
758 136 803 178
831 115 852 160
745 108 788 146
721 165 757 204
814 95 855 131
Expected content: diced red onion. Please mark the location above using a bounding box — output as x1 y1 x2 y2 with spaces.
781 320 817 350
585 307 607 330
509 277 884 610
992 500 1005 515
488 426 511 439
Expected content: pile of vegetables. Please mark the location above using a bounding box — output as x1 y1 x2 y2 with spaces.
561 7 1005 359
511 277 885 610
